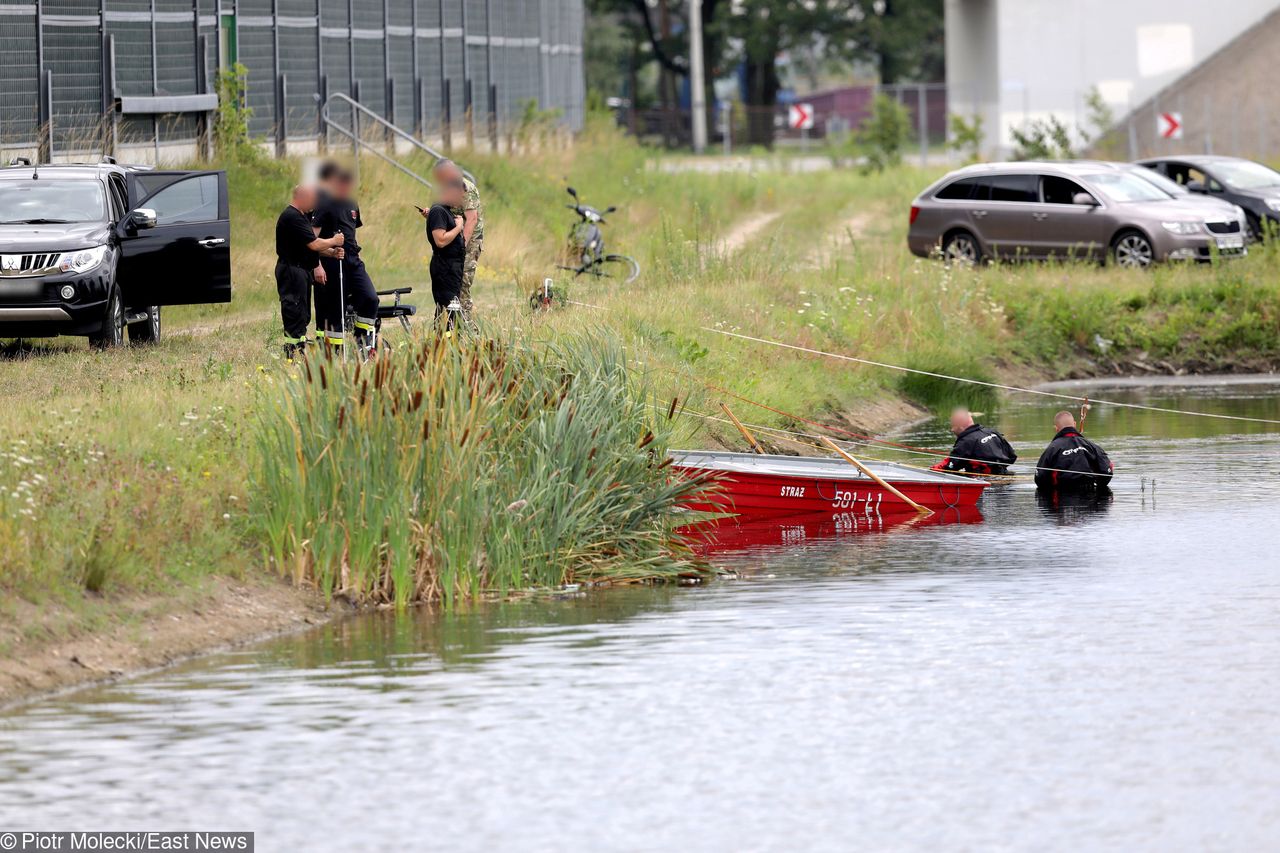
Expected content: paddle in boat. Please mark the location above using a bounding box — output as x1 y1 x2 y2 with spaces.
671 450 989 517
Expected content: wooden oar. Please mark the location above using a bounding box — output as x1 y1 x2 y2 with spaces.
720 402 764 454
820 436 932 516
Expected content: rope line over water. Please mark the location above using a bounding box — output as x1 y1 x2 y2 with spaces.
701 327 1280 426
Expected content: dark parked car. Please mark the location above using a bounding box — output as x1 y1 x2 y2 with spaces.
0 160 231 347
1138 155 1280 241
908 162 1246 267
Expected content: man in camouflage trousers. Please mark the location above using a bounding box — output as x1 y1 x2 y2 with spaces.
433 160 483 317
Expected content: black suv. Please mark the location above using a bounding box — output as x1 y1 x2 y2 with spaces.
0 160 231 347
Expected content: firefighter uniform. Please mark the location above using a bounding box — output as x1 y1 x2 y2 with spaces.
314 189 379 351
274 204 319 360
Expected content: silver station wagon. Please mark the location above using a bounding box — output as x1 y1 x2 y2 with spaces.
907 162 1247 267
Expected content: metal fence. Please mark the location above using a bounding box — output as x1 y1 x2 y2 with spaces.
0 0 585 161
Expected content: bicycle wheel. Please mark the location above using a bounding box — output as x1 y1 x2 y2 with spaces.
597 254 640 284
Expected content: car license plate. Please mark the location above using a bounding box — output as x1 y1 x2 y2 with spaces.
1217 235 1244 250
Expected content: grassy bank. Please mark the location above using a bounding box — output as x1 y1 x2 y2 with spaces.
3 117 1279 669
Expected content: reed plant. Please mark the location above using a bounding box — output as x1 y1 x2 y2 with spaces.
250 327 707 607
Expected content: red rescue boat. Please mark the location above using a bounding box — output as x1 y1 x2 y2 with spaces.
672 450 989 517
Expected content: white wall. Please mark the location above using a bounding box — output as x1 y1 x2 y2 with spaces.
947 0 1280 156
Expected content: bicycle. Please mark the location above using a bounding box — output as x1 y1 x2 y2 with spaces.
556 186 640 284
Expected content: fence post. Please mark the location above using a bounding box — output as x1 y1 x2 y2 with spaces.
1204 92 1212 155
39 70 53 163
465 78 474 149
275 74 288 158
352 80 362 185
918 84 928 167
442 78 452 152
386 78 396 147
488 82 498 151
318 74 329 153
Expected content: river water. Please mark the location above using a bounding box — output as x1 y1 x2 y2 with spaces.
3 379 1279 851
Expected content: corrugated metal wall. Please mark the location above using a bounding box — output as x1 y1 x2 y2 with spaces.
0 0 585 156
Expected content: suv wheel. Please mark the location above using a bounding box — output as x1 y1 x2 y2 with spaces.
1112 231 1154 269
942 231 983 266
128 306 162 345
89 287 125 349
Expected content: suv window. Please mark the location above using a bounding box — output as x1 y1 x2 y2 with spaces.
1165 162 1223 193
989 174 1038 203
107 176 127 220
142 174 219 225
1041 175 1092 205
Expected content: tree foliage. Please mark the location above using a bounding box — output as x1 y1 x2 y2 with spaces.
854 94 914 172
586 0 944 110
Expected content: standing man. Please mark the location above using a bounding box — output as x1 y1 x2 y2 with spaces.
431 159 483 317
930 408 1018 475
274 184 343 361
313 162 379 356
1035 411 1114 493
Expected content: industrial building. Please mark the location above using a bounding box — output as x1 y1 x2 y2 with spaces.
945 0 1280 158
0 1 585 163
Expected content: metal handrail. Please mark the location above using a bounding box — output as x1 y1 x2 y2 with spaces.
317 92 474 187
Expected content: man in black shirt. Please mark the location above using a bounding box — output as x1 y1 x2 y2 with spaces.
425 178 466 328
274 185 344 361
930 408 1018 475
1035 411 1114 494
313 163 379 355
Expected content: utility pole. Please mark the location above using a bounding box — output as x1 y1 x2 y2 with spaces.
689 0 707 153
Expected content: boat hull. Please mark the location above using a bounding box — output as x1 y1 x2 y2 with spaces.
672 450 988 517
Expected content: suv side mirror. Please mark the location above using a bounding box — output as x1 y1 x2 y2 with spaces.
1072 192 1097 206
1185 180 1206 194
129 208 157 230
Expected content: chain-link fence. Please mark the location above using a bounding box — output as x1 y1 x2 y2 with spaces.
0 0 585 162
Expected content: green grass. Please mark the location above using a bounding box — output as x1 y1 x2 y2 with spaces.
2 116 1279 638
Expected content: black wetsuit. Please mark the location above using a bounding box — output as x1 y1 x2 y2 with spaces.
934 424 1017 475
274 205 318 352
1034 427 1113 493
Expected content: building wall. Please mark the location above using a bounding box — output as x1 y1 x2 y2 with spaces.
1116 7 1280 159
0 0 585 162
946 0 1280 156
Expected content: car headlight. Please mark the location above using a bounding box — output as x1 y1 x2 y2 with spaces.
1265 198 1280 212
1161 221 1202 235
57 245 109 274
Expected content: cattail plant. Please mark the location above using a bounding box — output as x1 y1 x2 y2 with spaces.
251 329 708 608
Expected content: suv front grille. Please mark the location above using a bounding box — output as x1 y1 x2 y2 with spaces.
1206 221 1241 234
0 252 60 277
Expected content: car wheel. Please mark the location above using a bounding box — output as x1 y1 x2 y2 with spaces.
1245 214 1264 243
942 231 983 266
1111 231 1154 269
88 287 126 349
128 306 162 345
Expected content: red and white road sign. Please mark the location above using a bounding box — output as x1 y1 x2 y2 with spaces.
788 103 814 131
1158 111 1183 140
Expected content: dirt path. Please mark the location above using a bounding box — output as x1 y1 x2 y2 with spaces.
806 210 877 269
719 211 782 256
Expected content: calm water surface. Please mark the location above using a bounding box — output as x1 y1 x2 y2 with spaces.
3 380 1280 851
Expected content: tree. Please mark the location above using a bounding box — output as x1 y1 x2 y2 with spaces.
854 94 913 172
585 0 945 145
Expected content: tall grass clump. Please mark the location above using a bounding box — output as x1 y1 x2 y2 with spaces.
250 328 706 608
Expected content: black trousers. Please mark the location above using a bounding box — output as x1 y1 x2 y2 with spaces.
317 255 379 342
275 262 312 343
